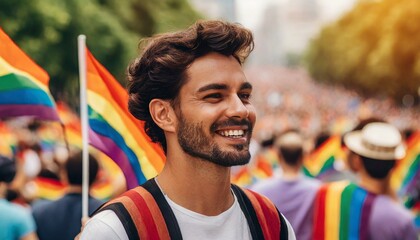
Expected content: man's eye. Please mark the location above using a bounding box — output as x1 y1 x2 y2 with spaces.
239 93 251 100
204 93 222 99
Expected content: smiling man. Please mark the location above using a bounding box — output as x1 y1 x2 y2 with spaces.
79 20 295 240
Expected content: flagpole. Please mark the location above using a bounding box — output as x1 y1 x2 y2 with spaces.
78 35 89 219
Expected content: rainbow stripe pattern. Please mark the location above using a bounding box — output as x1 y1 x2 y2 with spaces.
56 101 83 148
390 131 420 230
313 181 377 240
33 177 67 200
57 101 126 198
391 131 420 196
303 135 341 178
86 49 165 189
0 28 58 121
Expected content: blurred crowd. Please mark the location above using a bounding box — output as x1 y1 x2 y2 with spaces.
0 67 419 239
247 67 419 141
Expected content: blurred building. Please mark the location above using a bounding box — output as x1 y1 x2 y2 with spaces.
188 0 357 67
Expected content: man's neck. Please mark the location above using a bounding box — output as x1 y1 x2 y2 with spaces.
157 155 234 216
280 162 301 180
358 174 388 195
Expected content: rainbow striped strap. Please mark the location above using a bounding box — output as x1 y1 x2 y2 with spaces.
94 179 178 239
232 185 286 239
94 179 287 239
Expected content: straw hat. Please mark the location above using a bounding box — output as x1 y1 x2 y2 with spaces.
275 131 303 149
344 122 405 160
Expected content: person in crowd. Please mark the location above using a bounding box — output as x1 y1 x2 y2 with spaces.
312 122 417 239
78 19 295 239
251 129 321 240
0 155 38 240
323 117 386 183
32 151 104 240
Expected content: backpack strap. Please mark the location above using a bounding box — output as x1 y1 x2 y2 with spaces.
142 178 183 239
92 178 180 240
232 184 287 240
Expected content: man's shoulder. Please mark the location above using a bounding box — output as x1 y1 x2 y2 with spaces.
2 201 32 219
94 185 153 216
82 210 129 240
373 195 414 219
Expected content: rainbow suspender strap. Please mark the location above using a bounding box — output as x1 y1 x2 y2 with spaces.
94 178 288 239
313 181 377 240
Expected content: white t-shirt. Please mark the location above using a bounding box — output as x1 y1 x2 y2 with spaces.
81 192 296 240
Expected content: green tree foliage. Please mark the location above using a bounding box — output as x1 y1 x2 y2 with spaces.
305 0 420 104
0 0 201 106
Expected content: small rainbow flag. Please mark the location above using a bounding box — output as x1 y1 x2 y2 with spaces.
33 177 67 200
56 101 83 148
313 181 377 240
253 157 274 179
403 195 420 230
231 166 256 187
303 135 341 178
0 122 16 157
86 49 165 189
0 28 59 121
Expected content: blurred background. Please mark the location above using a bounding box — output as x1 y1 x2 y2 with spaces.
1 0 419 139
1 1 419 237
1 0 420 199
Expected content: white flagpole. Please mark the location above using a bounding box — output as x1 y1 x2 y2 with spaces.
78 35 89 219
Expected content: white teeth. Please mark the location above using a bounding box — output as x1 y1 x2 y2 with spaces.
219 129 245 137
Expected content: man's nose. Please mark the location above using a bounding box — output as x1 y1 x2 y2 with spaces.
226 96 249 119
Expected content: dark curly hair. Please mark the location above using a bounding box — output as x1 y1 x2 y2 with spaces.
127 20 254 152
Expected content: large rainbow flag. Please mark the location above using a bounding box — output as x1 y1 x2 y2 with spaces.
31 101 126 200
390 131 420 230
313 181 377 240
86 49 165 189
0 28 59 121
303 135 342 178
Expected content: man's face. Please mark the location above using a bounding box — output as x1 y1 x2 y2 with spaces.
175 52 256 167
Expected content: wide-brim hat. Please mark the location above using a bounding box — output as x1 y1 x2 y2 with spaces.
275 131 303 149
344 122 405 160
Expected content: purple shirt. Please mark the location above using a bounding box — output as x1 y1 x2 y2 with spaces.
250 175 321 240
369 195 417 240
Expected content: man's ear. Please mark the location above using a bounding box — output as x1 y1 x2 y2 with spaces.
351 154 363 172
149 99 176 133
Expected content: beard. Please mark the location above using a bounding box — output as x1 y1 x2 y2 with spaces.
177 114 252 167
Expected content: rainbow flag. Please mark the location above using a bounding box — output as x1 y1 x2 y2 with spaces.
253 158 274 179
313 181 377 240
303 135 341 178
56 101 83 148
90 152 127 200
33 177 67 200
86 49 165 189
391 131 420 231
0 28 58 121
231 166 256 187
0 122 16 157
57 101 126 198
391 131 420 196
413 202 420 229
